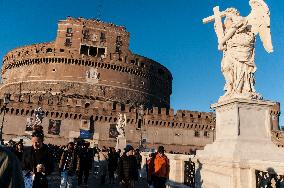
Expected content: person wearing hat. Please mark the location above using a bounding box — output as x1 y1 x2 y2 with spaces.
148 146 169 188
117 145 138 188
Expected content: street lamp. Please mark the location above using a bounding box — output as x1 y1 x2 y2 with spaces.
137 105 145 150
0 94 10 144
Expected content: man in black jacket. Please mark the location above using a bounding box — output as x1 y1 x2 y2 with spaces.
59 142 79 188
117 145 138 188
77 142 93 186
22 131 53 188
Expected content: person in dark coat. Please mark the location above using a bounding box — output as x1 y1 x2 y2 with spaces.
0 146 24 188
117 145 138 188
134 149 142 179
77 142 93 186
22 130 53 188
59 142 79 188
108 147 118 184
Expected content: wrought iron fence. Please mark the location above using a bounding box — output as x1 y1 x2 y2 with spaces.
184 159 195 188
256 170 284 188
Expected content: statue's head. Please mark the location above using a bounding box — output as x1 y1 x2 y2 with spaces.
225 8 240 17
224 8 242 29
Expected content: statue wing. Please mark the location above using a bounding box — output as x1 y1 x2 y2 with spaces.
248 0 273 53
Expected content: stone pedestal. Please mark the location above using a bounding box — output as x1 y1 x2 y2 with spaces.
195 98 284 188
116 136 126 151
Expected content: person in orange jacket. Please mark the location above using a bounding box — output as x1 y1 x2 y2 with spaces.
148 146 169 188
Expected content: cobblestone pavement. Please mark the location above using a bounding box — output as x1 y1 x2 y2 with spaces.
48 171 148 188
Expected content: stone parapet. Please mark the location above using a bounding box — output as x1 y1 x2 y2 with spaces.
141 152 193 187
195 98 284 188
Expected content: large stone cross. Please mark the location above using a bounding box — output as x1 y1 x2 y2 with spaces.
202 6 225 45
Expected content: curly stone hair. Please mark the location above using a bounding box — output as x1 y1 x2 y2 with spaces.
225 8 240 16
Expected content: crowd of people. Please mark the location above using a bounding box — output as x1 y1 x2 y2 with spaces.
0 127 171 188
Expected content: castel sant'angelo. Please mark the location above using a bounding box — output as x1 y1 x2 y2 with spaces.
0 17 283 152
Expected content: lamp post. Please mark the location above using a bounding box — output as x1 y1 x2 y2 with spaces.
0 94 10 144
137 105 145 150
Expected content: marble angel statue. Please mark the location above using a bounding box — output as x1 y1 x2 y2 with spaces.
34 107 44 126
203 0 273 101
116 113 127 137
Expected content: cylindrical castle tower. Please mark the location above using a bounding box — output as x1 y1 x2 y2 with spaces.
1 17 172 108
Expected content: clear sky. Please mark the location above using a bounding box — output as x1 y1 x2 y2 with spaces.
0 0 283 124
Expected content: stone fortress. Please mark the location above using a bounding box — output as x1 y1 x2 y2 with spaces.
0 17 283 152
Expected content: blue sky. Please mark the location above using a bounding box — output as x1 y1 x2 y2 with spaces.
0 0 283 124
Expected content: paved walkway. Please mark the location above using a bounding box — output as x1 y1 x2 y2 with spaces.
48 171 148 188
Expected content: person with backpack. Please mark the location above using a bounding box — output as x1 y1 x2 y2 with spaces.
148 146 169 188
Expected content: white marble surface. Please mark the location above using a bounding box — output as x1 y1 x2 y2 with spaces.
195 99 284 188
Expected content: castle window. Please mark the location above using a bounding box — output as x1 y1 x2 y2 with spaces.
130 60 135 64
85 102 90 108
137 119 142 129
112 103 116 110
121 104 125 111
46 48 52 53
116 36 122 43
115 46 121 54
52 68 56 72
60 49 64 52
67 28 73 34
66 28 73 37
89 46 97 56
83 30 90 40
116 36 122 53
204 131 209 137
80 45 89 55
98 48 106 58
194 131 200 137
100 32 106 42
65 38 72 47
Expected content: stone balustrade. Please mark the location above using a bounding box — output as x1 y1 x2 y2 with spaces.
141 152 194 188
